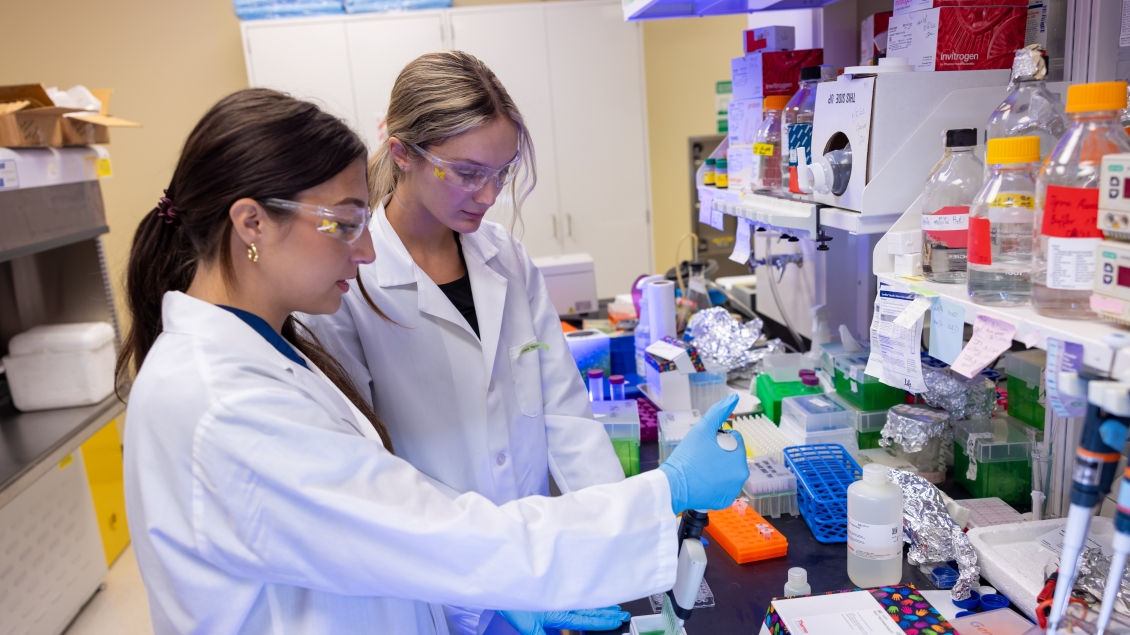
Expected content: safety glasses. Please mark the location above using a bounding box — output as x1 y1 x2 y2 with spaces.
410 143 521 193
261 198 372 244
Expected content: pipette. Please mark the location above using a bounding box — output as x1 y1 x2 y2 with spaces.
1098 465 1130 633
1048 377 1129 632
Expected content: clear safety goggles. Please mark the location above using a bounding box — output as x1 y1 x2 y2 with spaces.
410 143 521 192
261 198 372 244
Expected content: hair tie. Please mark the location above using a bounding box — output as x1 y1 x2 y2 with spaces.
156 190 179 225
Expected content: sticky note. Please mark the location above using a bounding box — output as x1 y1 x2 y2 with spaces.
730 219 752 265
928 297 965 365
950 314 1016 378
699 189 714 224
711 208 726 231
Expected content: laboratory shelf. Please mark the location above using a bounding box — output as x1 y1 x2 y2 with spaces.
622 0 839 21
0 180 109 263
876 272 1130 380
0 393 125 508
701 187 900 238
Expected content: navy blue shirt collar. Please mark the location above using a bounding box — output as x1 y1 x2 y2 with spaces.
218 305 308 369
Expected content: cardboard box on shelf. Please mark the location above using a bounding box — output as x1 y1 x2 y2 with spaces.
732 49 824 101
743 26 795 54
861 11 894 65
893 0 1026 15
887 6 1027 71
0 85 140 148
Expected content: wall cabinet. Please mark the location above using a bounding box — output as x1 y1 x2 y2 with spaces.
241 0 652 297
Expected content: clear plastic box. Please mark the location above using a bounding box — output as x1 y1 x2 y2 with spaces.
833 352 907 411
592 400 641 477
953 415 1035 504
954 416 1034 464
657 409 700 464
748 491 800 518
778 417 859 451
762 353 815 383
780 393 855 432
689 370 729 413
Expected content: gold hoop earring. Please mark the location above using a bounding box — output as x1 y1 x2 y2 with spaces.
247 243 259 263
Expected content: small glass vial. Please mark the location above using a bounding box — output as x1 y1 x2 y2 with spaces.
754 95 790 192
1033 81 1130 319
783 567 811 597
609 374 626 401
715 157 729 188
587 369 605 402
921 128 983 284
703 157 716 186
847 464 904 588
967 136 1041 306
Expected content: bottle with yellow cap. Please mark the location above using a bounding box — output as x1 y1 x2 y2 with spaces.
967 136 1041 306
754 95 790 192
1033 81 1130 319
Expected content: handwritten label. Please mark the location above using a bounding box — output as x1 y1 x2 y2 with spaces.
928 297 965 365
991 193 1035 209
950 314 1016 378
968 216 992 265
730 219 752 265
1046 338 1087 418
921 208 969 230
699 189 714 224
753 143 775 156
894 295 932 329
1042 185 1103 238
1046 236 1101 290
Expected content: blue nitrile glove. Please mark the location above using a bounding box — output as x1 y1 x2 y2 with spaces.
657 394 748 514
497 607 631 635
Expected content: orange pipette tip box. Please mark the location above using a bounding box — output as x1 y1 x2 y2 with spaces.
705 506 788 564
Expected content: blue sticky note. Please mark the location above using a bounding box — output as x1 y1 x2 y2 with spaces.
929 298 965 365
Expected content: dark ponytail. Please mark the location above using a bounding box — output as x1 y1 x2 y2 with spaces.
116 88 393 451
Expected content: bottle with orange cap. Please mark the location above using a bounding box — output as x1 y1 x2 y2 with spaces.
1033 81 1130 319
753 95 790 192
967 136 1041 306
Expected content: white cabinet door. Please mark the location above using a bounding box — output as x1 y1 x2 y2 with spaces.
546 1 651 298
345 13 446 151
449 5 562 260
242 19 359 129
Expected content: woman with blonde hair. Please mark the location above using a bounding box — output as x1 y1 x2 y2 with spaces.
303 50 635 634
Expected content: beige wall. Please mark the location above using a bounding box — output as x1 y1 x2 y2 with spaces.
642 15 747 276
0 0 248 317
0 0 740 305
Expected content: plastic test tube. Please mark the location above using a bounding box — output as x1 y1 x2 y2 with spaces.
609 375 625 401
587 369 606 402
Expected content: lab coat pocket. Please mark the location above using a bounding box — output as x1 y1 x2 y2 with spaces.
509 340 545 417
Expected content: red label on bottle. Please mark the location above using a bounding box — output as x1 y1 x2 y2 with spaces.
1041 185 1103 238
967 216 992 265
923 206 970 248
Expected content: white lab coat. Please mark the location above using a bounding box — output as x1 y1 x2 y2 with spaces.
123 292 678 635
303 200 625 504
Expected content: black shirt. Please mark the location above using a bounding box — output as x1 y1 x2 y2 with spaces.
437 235 480 339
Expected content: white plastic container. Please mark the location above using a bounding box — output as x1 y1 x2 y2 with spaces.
847 464 904 588
3 322 116 412
783 567 811 597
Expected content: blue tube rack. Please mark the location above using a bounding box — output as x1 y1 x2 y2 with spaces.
783 444 862 544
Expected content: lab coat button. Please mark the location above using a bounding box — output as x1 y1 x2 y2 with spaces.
496 452 507 466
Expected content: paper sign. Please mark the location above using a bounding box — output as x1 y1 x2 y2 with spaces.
1041 185 1103 238
1046 338 1087 418
711 208 726 231
874 288 927 393
1037 525 1112 557
730 219 752 264
698 189 714 224
950 314 1017 378
928 297 965 365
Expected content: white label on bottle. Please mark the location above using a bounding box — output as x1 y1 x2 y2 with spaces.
1046 237 1101 290
847 518 903 560
921 214 969 230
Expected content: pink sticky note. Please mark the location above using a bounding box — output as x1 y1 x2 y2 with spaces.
1091 294 1124 314
950 314 1017 378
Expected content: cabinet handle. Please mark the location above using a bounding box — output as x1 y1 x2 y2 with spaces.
567 214 572 237
552 216 557 238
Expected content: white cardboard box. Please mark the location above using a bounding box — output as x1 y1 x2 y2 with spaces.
743 26 795 53
530 253 598 316
727 145 756 193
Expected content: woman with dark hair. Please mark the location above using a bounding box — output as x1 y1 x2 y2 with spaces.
119 87 747 635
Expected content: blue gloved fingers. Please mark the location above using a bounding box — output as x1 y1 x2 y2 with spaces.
695 394 740 436
568 606 631 622
659 394 749 514
496 610 544 635
541 608 631 630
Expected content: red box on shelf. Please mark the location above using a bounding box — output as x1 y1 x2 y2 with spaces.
893 0 1026 15
887 6 1027 71
731 49 824 100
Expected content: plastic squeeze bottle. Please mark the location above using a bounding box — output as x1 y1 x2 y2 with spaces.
921 128 984 284
1033 81 1130 318
783 567 812 597
847 464 904 588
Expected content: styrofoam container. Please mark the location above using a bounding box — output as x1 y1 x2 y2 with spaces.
3 322 116 411
968 516 1115 621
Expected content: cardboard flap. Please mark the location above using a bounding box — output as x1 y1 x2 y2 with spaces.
89 88 112 116
0 100 31 116
0 84 54 109
65 112 142 128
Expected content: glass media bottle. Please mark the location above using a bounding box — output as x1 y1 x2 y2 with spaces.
967 136 1041 306
1033 81 1130 319
922 128 983 284
754 95 789 192
986 46 1067 161
781 66 822 195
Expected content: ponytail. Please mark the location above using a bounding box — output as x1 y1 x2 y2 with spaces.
114 88 394 452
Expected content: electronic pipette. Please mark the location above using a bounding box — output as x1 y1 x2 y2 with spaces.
1048 377 1130 632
